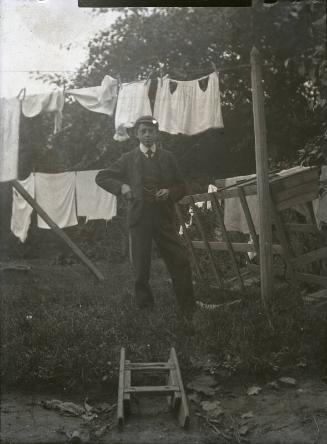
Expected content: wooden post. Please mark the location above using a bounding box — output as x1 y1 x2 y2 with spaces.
251 47 273 310
11 180 105 281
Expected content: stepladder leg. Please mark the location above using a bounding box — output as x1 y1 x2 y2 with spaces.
117 348 125 430
170 348 190 428
166 358 181 412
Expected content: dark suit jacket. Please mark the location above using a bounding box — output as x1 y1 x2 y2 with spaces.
96 147 187 227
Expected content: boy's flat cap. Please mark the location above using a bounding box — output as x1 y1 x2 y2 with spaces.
134 115 159 128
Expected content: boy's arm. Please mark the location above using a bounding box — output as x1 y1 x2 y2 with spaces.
95 154 129 196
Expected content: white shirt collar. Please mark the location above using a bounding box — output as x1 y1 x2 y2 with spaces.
140 143 156 155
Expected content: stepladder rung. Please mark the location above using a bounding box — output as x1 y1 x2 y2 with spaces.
125 362 173 371
125 385 180 395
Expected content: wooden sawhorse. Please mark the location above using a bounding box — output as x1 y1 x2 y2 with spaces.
117 347 190 429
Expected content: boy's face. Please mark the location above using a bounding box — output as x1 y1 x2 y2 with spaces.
136 123 158 148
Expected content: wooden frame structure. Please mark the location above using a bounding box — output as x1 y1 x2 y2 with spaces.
118 347 190 430
176 166 325 298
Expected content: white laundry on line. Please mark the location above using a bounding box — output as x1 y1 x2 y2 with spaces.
76 170 117 221
114 81 152 142
67 75 118 116
11 173 35 243
154 72 224 136
22 90 64 133
0 97 21 182
35 172 78 229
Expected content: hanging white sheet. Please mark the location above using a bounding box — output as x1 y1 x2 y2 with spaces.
76 170 117 221
35 172 78 229
0 97 21 182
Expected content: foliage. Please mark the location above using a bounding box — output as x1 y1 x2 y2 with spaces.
32 2 326 179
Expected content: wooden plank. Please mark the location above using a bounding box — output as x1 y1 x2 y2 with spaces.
192 240 283 254
270 167 319 193
170 347 190 428
237 186 260 254
179 185 258 205
125 362 172 371
247 263 285 277
210 193 244 291
306 289 327 300
295 273 327 287
276 190 319 211
190 196 223 288
273 180 318 205
11 180 105 282
251 46 274 310
175 203 203 280
123 359 131 413
125 385 179 395
291 247 327 268
305 201 321 235
117 348 126 429
284 223 317 234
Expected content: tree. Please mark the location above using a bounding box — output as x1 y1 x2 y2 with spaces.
33 2 326 180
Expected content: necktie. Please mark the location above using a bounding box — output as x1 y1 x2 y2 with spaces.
146 150 153 159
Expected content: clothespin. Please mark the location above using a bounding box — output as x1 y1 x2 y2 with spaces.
17 87 26 100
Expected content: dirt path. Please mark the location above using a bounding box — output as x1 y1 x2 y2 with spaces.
2 377 326 444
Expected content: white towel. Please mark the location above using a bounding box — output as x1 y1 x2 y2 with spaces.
223 174 258 234
67 75 118 116
76 170 117 221
35 172 78 229
114 81 152 141
22 90 64 133
0 97 21 182
10 174 35 243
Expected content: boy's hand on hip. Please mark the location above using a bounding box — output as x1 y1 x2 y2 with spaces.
155 188 170 201
121 184 133 201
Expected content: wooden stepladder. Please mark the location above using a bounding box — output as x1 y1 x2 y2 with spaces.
117 347 190 430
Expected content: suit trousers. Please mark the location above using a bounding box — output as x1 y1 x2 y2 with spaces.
130 202 195 314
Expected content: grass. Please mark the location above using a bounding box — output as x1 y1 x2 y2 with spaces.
1 257 326 394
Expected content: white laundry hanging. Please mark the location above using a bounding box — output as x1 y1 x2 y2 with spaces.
35 172 78 229
0 97 21 182
22 90 64 133
11 173 35 243
67 75 118 116
114 81 152 142
76 170 117 222
153 72 224 136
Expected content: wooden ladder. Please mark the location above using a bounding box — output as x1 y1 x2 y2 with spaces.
117 347 190 430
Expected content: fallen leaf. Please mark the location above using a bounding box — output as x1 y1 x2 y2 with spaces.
201 400 224 417
94 424 109 438
241 411 254 419
239 425 249 436
187 374 217 396
267 381 279 390
247 386 261 396
42 400 85 416
278 377 297 387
